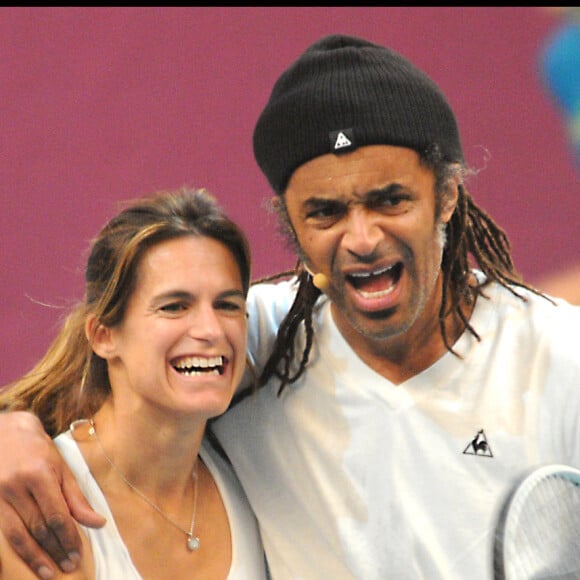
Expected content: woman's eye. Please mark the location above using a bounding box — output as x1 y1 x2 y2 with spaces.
219 302 240 311
160 302 187 313
216 300 246 315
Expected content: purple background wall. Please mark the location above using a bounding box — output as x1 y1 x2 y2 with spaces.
2 7 579 385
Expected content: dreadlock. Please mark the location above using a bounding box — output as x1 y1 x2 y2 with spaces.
254 147 550 395
251 267 321 396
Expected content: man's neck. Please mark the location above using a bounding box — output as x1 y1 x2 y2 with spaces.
332 294 475 386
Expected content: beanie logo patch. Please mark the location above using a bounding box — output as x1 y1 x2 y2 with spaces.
330 129 354 153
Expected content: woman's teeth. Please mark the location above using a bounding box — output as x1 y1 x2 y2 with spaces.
173 355 224 375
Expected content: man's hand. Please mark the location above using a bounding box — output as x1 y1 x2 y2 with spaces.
0 411 105 579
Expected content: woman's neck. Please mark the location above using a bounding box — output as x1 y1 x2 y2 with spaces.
75 401 205 500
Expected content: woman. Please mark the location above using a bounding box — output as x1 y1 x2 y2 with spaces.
0 188 267 579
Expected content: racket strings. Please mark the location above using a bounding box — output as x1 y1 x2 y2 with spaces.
503 474 580 579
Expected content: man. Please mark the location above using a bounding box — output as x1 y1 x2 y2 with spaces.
1 34 579 579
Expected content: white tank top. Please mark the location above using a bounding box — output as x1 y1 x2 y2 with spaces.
54 430 267 579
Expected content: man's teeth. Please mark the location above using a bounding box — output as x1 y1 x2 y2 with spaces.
350 265 394 279
173 356 224 376
358 286 395 299
349 265 398 299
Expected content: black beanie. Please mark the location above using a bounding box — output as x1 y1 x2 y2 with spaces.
253 34 464 195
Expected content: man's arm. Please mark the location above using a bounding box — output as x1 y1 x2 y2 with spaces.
0 412 105 579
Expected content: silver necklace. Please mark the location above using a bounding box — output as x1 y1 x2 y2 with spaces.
87 418 201 551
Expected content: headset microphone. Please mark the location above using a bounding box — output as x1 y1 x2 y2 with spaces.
312 273 330 292
304 265 330 292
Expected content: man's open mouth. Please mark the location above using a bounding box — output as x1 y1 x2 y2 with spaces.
347 263 403 298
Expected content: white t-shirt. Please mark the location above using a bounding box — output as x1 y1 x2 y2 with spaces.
214 277 580 579
54 431 268 579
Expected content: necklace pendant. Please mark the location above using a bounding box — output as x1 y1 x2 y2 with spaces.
187 534 200 551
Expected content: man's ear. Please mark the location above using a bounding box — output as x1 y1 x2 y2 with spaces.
270 194 299 244
441 173 461 223
86 315 116 360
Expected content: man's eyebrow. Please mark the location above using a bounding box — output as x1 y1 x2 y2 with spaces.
303 183 406 206
302 196 343 208
364 183 406 199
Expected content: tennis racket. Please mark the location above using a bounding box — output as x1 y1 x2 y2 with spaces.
493 464 580 579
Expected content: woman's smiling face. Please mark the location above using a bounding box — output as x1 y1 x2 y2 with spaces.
93 235 247 421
